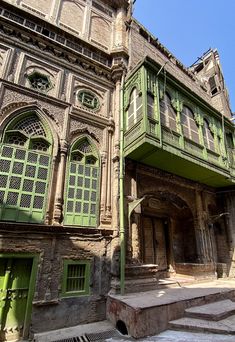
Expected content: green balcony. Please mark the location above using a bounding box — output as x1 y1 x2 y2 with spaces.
124 59 235 188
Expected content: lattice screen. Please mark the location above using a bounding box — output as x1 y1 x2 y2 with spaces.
0 145 50 223
64 140 99 227
0 115 51 223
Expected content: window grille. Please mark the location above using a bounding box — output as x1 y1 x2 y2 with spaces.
0 115 52 223
7 134 27 146
181 106 199 144
64 139 99 227
78 91 99 110
160 93 177 131
61 260 90 297
14 117 46 137
27 72 52 92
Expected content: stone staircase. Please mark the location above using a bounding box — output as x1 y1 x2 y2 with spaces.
169 299 235 334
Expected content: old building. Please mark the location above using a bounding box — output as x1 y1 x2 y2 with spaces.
0 0 235 341
0 0 129 340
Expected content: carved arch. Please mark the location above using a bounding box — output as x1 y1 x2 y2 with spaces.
0 104 59 156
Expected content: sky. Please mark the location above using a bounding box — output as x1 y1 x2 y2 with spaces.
133 0 235 113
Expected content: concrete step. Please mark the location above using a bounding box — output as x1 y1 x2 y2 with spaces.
169 315 235 335
185 299 235 321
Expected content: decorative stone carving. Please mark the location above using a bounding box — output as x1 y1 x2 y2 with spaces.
70 119 103 143
0 21 113 82
0 88 64 134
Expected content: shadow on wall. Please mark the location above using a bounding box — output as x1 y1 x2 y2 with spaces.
0 207 114 340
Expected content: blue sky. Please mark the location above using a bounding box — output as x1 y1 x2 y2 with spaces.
133 0 235 113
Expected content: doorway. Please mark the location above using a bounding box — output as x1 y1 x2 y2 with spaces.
0 256 37 342
142 216 170 271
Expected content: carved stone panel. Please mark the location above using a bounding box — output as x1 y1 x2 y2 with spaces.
15 53 64 99
70 118 104 144
68 75 111 118
0 87 65 135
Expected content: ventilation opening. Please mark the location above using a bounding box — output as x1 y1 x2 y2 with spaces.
116 320 128 335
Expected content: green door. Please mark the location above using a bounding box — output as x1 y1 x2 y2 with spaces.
0 258 33 342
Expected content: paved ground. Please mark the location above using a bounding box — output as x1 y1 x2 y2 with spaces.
34 321 235 342
34 280 235 342
109 279 235 309
107 330 235 341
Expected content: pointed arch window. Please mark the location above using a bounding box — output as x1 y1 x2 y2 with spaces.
160 93 177 131
181 106 199 144
126 88 143 129
203 119 215 151
64 138 99 227
0 114 52 223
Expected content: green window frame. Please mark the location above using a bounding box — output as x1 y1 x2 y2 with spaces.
160 93 177 131
0 113 52 223
61 260 90 297
181 105 199 144
203 119 215 151
126 88 143 130
78 90 99 110
64 138 99 227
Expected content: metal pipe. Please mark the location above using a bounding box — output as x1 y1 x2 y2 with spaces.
120 67 126 295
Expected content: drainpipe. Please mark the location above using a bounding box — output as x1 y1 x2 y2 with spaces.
120 67 126 295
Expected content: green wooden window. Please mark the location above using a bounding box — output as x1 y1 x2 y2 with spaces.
0 114 52 223
126 88 143 129
61 260 90 297
64 138 99 227
181 106 199 143
203 119 215 151
160 93 177 131
78 90 99 110
147 93 154 119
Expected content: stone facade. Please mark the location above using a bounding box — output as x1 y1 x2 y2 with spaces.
0 0 235 341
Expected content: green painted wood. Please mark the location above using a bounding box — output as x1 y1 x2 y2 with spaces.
124 62 235 187
64 138 99 227
0 113 52 224
0 144 51 223
0 258 32 341
61 260 90 297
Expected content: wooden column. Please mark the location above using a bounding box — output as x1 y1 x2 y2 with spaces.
195 190 211 263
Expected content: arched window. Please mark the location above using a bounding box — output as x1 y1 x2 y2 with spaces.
181 106 199 144
0 113 52 223
203 119 215 151
160 93 177 131
126 88 142 129
64 138 99 227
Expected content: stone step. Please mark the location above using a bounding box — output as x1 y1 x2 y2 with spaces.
185 299 235 321
169 315 235 335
